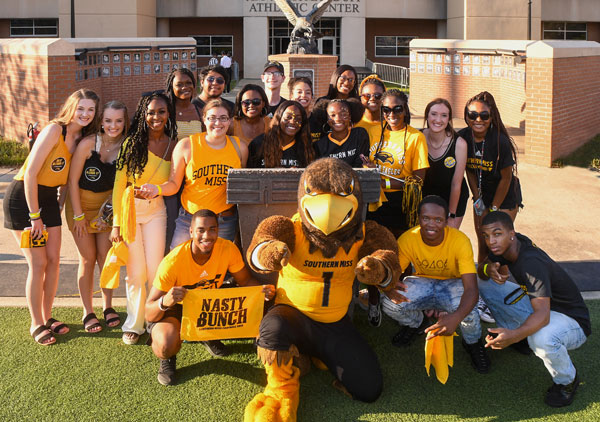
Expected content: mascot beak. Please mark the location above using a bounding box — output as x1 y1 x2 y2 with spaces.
301 193 358 235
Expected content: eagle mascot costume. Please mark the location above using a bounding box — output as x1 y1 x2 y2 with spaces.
244 158 403 422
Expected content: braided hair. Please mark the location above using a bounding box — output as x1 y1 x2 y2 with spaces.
117 91 177 178
464 91 518 171
165 68 197 107
262 100 314 168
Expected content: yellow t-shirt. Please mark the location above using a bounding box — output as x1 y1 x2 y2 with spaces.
397 226 476 280
112 142 172 224
180 133 242 215
368 125 429 192
355 115 383 149
154 238 245 291
15 131 72 187
275 214 364 323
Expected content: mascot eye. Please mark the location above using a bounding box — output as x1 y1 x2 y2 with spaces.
304 179 318 196
338 179 354 197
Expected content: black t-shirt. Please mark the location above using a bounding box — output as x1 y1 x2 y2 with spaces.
247 134 306 168
266 97 287 117
459 127 520 209
489 233 591 336
314 127 369 168
192 97 234 114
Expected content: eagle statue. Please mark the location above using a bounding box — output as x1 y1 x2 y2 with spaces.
274 0 333 54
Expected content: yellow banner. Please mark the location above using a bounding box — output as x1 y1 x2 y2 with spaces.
181 285 265 341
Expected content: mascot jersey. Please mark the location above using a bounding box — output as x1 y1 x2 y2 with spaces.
181 133 242 215
15 127 72 187
275 214 364 324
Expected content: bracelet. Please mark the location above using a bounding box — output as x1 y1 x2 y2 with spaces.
158 295 171 312
73 213 85 221
156 184 162 196
448 212 456 219
29 209 41 219
384 178 391 190
482 263 489 277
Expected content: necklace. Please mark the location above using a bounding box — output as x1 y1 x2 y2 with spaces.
428 134 449 150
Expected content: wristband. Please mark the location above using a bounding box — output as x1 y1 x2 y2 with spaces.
73 213 85 221
489 205 498 212
156 184 162 196
29 209 41 219
448 212 456 219
482 263 489 277
384 178 391 190
158 295 171 311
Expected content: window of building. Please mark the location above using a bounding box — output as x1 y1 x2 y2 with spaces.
269 18 340 56
191 35 233 57
375 36 416 57
10 19 58 37
543 22 587 40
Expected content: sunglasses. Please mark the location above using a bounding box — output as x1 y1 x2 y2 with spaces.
206 115 230 123
382 105 405 115
361 93 383 101
467 110 491 121
206 76 225 85
241 98 263 107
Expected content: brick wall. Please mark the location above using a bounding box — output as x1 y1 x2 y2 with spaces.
409 52 527 129
268 54 338 100
1 45 196 143
524 58 553 166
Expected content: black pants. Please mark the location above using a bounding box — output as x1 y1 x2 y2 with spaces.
257 304 383 402
225 67 232 93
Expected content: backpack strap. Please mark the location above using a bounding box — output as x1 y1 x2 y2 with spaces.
227 135 242 164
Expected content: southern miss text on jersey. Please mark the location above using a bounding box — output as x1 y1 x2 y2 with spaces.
275 215 364 323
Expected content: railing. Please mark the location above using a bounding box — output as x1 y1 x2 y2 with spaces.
366 60 409 89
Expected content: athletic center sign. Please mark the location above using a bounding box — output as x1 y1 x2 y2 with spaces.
244 0 364 16
181 285 266 341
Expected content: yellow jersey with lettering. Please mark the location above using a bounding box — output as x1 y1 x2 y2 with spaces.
368 125 429 192
275 214 364 323
355 115 383 149
15 131 72 187
397 226 476 280
154 238 245 292
180 133 242 215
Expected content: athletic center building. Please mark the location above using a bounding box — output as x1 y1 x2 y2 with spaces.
1 0 600 78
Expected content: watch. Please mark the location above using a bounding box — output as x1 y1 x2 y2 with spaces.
448 213 456 219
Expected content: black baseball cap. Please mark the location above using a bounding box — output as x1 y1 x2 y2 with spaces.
263 61 284 73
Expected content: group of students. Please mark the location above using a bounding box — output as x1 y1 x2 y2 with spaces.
3 60 589 408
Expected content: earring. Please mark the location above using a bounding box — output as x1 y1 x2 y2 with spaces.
510 237 514 241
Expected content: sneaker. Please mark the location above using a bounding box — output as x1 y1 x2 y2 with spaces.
545 373 580 407
391 324 422 347
201 340 231 357
477 298 496 323
157 356 177 386
462 338 491 374
368 301 382 327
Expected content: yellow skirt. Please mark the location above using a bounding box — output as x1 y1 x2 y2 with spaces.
65 189 112 233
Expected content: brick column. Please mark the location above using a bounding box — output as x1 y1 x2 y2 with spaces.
268 54 338 100
524 57 554 166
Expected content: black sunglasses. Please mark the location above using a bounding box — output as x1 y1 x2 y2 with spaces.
241 98 263 107
382 105 405 115
467 110 491 121
361 93 383 101
206 76 225 84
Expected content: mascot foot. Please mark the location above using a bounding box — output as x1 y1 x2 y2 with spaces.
244 346 301 422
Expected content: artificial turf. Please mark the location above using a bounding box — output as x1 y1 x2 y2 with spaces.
1 302 599 422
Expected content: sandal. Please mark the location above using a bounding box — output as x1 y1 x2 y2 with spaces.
122 332 140 345
103 307 121 328
83 313 103 333
31 325 56 346
46 318 70 335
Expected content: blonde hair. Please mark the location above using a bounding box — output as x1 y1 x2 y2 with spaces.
52 89 101 139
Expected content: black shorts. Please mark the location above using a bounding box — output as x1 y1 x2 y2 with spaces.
366 190 409 232
146 303 183 336
3 180 62 230
257 304 382 403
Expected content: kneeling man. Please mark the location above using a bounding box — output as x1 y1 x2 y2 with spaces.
479 211 591 407
381 195 490 373
145 209 275 385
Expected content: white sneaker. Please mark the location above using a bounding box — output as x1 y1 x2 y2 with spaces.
477 297 495 323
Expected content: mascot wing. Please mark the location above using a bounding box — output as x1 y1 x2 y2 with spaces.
247 215 296 274
274 0 299 25
307 0 332 23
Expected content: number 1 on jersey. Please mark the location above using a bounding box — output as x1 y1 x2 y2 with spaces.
321 271 333 307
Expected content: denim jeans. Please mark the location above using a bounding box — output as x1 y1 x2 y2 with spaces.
381 276 482 344
478 278 587 384
170 207 238 250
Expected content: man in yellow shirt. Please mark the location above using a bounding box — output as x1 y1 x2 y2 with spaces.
145 209 275 385
380 195 490 373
